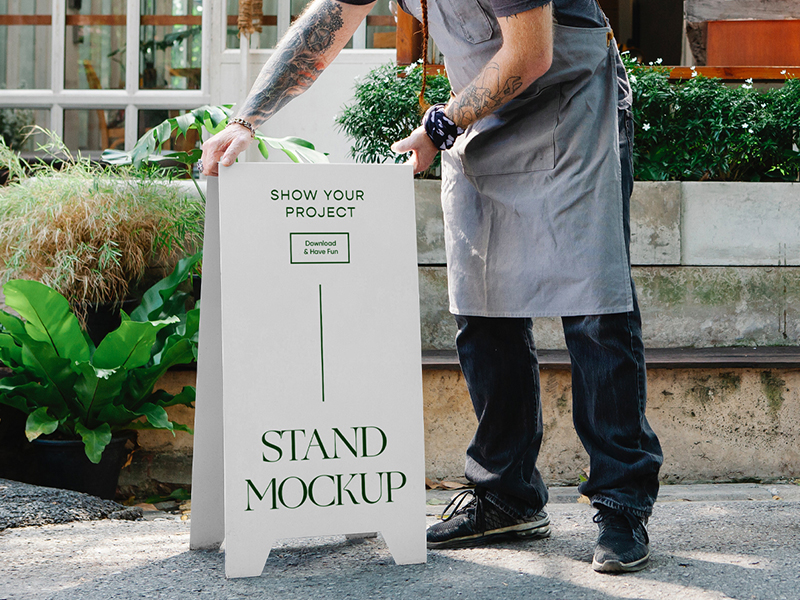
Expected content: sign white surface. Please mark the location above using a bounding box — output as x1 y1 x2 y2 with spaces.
217 163 426 578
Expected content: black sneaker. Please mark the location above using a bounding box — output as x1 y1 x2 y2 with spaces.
592 506 650 573
427 489 550 549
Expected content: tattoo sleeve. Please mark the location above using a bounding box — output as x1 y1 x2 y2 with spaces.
447 61 524 125
239 0 345 125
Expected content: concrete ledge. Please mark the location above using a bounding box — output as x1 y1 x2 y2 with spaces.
423 346 800 370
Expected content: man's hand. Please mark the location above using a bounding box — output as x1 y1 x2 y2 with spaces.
199 0 374 175
391 126 439 174
200 122 254 176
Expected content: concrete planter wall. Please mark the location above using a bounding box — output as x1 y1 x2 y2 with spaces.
415 179 800 484
416 180 800 350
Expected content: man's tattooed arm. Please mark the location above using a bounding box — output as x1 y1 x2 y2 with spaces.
444 4 553 131
448 62 524 124
239 0 370 126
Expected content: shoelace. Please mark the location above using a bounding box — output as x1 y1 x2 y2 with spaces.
440 489 486 532
593 508 649 542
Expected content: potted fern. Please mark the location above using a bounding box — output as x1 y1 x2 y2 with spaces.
0 254 200 499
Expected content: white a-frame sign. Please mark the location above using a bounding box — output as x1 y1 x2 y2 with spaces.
190 164 427 578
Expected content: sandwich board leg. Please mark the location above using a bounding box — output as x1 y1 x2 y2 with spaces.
190 176 226 550
381 523 427 565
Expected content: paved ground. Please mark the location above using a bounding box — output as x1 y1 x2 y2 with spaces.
2 481 800 600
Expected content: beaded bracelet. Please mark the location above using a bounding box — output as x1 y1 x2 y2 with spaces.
227 117 256 138
423 104 464 151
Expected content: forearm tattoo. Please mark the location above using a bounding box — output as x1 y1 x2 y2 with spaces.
448 62 523 126
240 0 344 125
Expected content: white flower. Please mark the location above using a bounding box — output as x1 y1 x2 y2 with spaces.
655 58 663 65
629 75 637 84
642 123 651 131
742 123 749 129
761 103 767 108
746 78 753 84
691 70 698 78
748 129 754 134
781 70 787 75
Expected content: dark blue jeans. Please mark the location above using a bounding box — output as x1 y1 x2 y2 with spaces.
456 109 663 519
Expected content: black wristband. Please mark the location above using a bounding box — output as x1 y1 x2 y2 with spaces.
423 104 464 151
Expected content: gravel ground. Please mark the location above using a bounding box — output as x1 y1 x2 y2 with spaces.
0 479 141 530
2 482 800 600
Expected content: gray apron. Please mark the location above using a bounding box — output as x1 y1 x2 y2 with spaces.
401 0 633 317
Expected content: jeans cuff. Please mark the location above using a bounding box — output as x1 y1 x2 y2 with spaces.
591 494 652 520
484 489 543 520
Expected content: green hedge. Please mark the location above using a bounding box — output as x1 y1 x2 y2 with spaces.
337 60 800 182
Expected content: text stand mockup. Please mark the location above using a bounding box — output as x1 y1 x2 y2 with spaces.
190 164 427 578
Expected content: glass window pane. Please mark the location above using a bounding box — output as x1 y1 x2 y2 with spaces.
140 0 202 90
64 0 126 90
366 0 395 49
226 0 277 50
0 0 52 90
63 108 125 153
0 107 48 152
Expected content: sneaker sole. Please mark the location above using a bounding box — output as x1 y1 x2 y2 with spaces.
592 551 650 573
427 518 551 550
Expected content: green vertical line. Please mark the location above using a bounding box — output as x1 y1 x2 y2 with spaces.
319 284 325 402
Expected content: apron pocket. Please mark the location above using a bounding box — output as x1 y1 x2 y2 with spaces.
438 0 494 44
459 83 560 177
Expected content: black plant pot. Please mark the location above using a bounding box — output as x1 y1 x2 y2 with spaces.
26 434 132 500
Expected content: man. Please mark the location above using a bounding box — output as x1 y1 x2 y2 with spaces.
200 0 663 573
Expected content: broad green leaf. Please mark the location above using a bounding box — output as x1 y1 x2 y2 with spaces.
100 149 133 165
73 362 126 421
25 406 59 441
203 116 226 136
97 403 140 429
174 113 196 136
20 339 81 417
0 374 52 413
256 138 270 161
75 422 112 464
0 310 29 338
3 280 90 361
204 104 231 127
149 385 195 408
281 136 317 150
135 402 173 432
258 135 329 164
0 331 24 367
130 132 158 167
130 252 202 322
92 318 178 371
154 120 173 146
123 338 194 405
162 148 202 165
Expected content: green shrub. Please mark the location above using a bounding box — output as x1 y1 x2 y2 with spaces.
338 59 800 182
336 62 452 168
627 56 800 181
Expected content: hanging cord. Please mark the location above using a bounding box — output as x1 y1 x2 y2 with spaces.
238 0 263 38
418 0 430 111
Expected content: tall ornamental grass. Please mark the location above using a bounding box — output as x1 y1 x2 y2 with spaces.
0 131 204 317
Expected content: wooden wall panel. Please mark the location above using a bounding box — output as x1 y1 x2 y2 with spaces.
706 20 800 66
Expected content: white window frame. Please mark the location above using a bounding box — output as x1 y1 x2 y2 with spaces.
0 0 211 151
